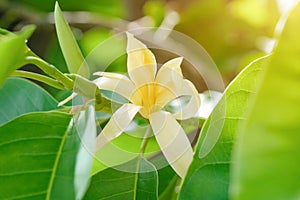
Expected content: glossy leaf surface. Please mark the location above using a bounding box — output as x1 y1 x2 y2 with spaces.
230 4 300 200
0 107 96 199
0 78 58 126
84 156 158 200
179 56 267 199
0 112 75 199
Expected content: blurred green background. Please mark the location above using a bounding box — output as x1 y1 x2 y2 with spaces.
0 0 280 91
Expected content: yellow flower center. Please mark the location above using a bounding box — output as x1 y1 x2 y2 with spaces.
130 82 176 118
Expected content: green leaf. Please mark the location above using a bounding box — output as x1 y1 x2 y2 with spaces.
150 156 179 200
230 4 300 200
157 167 177 198
84 156 158 200
0 35 26 87
54 2 89 78
0 25 35 39
0 26 35 87
45 36 69 73
0 107 96 199
178 56 267 199
16 24 36 40
0 28 11 35
0 78 58 126
91 121 162 175
0 112 75 199
91 117 198 175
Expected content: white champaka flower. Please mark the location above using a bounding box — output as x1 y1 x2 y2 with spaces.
93 33 200 178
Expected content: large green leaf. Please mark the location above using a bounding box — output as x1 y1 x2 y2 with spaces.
230 4 300 200
178 56 267 199
0 78 58 126
0 112 73 199
54 2 89 78
0 108 96 199
84 156 158 200
91 124 161 175
0 35 25 87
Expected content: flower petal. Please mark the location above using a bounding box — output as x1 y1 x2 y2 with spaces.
149 110 194 178
94 72 135 100
154 57 185 108
126 32 157 86
96 103 141 151
155 57 183 84
172 79 201 120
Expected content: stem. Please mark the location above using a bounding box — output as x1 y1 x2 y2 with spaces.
11 70 65 90
24 56 74 90
140 126 152 155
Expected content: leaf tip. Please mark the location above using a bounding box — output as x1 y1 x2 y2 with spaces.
54 1 63 18
54 1 60 10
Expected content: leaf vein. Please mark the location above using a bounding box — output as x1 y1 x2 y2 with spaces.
0 136 63 148
0 169 52 177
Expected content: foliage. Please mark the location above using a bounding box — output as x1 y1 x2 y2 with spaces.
179 56 267 199
230 3 300 199
1 1 300 200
